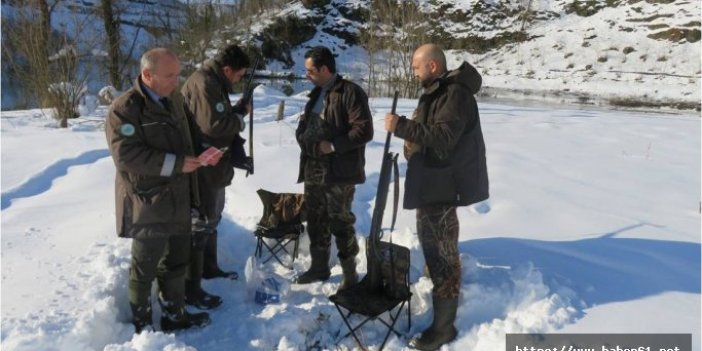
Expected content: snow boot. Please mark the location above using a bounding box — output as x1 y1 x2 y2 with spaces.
202 231 238 280
130 302 153 334
159 297 210 332
337 256 358 291
409 296 459 351
186 247 223 310
295 247 331 284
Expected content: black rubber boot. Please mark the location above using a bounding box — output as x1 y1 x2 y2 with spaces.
337 256 358 292
202 231 238 280
159 297 210 332
409 296 459 351
130 302 153 334
186 243 223 310
295 247 331 284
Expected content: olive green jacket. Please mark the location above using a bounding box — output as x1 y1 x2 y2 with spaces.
106 77 199 238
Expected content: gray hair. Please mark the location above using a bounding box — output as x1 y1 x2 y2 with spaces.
140 48 177 72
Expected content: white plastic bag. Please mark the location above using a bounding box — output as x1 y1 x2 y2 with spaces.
244 257 290 305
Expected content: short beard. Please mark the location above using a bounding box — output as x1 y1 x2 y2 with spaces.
420 76 433 89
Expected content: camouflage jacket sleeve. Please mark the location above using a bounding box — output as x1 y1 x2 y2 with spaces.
296 116 322 158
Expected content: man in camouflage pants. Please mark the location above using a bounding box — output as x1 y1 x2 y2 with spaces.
385 44 489 350
295 46 373 291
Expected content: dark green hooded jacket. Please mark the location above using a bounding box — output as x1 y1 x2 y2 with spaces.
394 61 489 207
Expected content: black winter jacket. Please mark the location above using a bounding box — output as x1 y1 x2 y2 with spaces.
296 76 374 184
394 62 489 207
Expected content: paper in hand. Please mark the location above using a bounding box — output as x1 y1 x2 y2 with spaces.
197 146 223 166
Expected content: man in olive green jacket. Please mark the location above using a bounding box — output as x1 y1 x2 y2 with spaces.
180 44 251 309
106 48 218 333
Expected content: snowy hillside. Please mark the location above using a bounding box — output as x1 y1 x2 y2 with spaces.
1 85 699 350
223 0 701 109
1 0 699 110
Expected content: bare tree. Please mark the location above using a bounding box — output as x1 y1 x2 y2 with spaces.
4 0 101 127
176 0 222 70
101 0 123 90
361 0 427 98
2 0 57 107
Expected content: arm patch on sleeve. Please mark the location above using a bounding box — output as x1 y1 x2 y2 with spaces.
120 123 135 137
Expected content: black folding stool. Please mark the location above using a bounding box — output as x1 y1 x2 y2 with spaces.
329 243 412 351
253 189 305 269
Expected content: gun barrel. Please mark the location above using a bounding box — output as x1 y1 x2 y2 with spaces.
366 90 400 292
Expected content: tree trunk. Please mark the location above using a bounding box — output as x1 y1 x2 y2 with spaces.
101 0 122 90
36 0 51 107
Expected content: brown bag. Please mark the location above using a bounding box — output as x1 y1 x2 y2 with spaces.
379 241 410 299
256 189 305 228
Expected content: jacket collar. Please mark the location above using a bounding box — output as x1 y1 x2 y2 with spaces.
308 74 344 97
203 60 231 92
422 71 449 96
133 76 171 116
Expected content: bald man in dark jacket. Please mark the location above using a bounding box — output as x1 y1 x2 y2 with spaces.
386 44 488 351
106 48 211 333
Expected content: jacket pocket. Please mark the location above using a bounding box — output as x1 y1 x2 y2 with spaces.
330 152 362 181
403 152 457 209
419 165 456 205
129 181 175 225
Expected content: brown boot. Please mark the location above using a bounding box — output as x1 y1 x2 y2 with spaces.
295 247 331 284
337 256 358 291
408 296 459 351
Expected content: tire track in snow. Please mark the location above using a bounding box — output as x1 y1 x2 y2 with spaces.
1 149 110 210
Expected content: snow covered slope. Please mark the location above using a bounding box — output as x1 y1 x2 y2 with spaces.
1 85 699 350
224 0 700 108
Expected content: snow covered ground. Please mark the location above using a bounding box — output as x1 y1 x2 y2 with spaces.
1 85 699 351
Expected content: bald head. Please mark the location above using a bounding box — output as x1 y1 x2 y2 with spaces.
415 44 447 72
140 48 177 72
411 44 447 88
140 48 180 97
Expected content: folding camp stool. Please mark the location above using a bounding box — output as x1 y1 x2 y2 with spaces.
329 244 412 351
253 223 304 269
253 189 305 269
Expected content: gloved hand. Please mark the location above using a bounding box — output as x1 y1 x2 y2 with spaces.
236 113 246 132
232 156 254 176
230 136 253 176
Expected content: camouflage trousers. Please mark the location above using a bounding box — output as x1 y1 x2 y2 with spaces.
417 205 461 298
304 182 359 260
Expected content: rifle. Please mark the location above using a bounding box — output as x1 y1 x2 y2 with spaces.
231 56 259 176
246 56 258 175
365 90 400 293
240 56 259 107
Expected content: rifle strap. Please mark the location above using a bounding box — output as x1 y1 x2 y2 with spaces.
389 154 400 234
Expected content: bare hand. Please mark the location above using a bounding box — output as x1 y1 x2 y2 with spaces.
385 113 399 133
208 150 224 166
182 156 202 173
319 141 334 155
